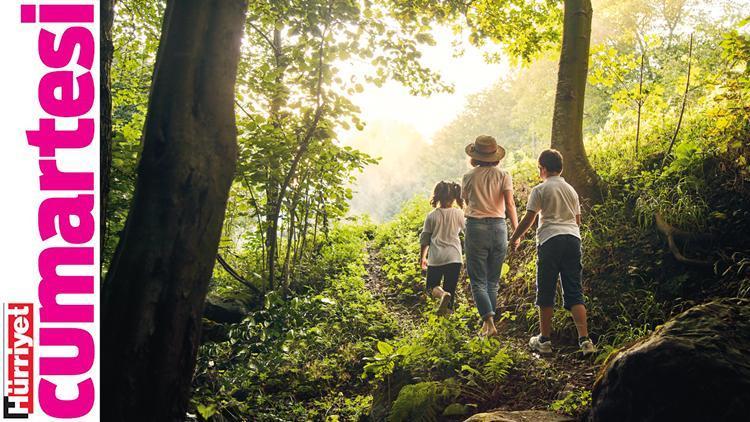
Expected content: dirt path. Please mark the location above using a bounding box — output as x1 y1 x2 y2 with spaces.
363 242 423 329
363 241 597 420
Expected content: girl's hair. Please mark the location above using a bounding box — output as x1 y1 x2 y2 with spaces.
470 158 500 167
430 181 464 208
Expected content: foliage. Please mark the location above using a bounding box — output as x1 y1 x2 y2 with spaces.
374 196 433 295
191 224 397 420
366 201 532 415
388 0 563 62
550 389 592 417
389 380 460 422
106 1 750 419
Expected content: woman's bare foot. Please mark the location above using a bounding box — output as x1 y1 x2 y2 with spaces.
482 319 498 337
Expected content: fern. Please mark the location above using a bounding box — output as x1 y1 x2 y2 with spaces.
388 380 460 422
482 347 513 384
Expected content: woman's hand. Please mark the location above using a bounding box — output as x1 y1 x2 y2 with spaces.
420 257 428 270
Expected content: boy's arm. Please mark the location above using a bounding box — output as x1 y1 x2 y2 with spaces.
576 214 581 226
510 210 538 251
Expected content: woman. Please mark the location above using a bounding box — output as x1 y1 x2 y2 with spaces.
462 135 518 336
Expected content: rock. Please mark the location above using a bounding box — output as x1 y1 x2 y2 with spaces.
464 410 575 422
203 296 247 324
555 383 576 401
201 319 229 343
591 298 750 422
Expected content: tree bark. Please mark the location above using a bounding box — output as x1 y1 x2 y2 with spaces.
265 24 285 291
550 0 602 204
101 0 115 253
101 1 247 420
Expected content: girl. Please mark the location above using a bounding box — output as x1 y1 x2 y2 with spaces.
462 135 518 336
419 181 465 315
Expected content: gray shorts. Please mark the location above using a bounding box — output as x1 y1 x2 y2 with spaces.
536 234 585 310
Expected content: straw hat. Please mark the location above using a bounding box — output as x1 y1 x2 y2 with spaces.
465 135 506 162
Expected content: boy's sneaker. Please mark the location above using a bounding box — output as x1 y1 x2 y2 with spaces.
436 292 451 316
529 334 552 354
579 337 596 355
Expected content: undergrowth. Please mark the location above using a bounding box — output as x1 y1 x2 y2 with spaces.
191 223 397 420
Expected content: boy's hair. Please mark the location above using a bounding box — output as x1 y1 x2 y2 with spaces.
538 149 563 174
430 181 464 208
470 158 499 167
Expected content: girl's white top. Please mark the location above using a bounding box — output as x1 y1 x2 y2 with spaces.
419 207 465 266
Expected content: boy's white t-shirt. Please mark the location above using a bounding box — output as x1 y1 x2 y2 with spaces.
526 176 581 246
419 207 465 266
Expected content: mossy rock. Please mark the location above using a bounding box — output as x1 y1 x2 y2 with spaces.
464 410 574 422
591 298 750 422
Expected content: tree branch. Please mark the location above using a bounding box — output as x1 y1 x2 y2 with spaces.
216 254 262 295
247 20 278 54
662 33 693 168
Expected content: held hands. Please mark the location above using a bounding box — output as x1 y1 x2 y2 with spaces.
510 236 521 252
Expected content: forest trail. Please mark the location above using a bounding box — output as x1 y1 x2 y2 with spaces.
363 241 598 420
364 241 424 328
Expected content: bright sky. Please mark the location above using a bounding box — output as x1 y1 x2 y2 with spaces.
339 26 508 145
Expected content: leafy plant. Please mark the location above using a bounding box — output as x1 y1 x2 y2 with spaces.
389 380 460 422
550 389 592 416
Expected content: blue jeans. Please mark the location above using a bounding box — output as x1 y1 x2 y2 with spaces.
465 217 508 319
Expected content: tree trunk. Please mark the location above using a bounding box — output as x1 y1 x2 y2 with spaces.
101 1 247 420
550 0 602 204
265 26 285 291
101 0 115 253
635 53 644 159
294 185 312 274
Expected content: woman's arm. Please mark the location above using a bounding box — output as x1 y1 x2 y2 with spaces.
504 189 518 231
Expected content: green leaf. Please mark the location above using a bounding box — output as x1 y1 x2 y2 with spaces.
196 403 216 420
501 263 510 277
377 341 394 355
443 403 470 416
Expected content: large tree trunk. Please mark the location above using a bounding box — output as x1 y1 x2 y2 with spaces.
101 0 115 251
101 1 247 420
550 0 602 204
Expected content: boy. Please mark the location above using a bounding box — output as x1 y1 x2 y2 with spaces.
509 149 596 355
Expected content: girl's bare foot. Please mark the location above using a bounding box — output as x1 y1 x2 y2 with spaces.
431 286 446 300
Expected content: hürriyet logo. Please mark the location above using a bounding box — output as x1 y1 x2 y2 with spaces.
4 304 33 419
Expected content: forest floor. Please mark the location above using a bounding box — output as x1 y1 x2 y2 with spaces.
364 241 599 420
